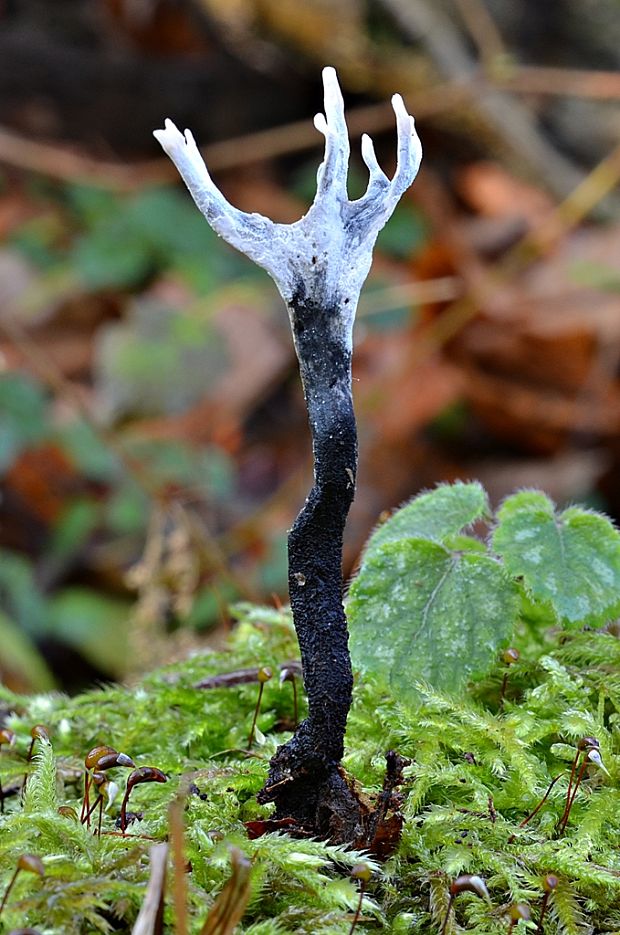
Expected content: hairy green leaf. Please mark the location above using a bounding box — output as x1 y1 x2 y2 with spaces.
492 491 620 626
348 538 519 702
363 481 489 561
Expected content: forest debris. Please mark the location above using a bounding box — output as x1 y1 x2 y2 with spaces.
245 817 302 839
378 0 586 198
119 298 291 443
456 161 554 228
195 661 301 690
169 794 189 935
199 847 252 935
131 843 168 935
364 750 409 860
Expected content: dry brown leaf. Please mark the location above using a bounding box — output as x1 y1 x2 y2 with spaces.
456 161 554 226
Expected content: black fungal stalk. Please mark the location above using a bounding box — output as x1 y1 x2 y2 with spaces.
257 290 360 836
154 66 422 839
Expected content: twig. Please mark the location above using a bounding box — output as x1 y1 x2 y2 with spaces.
451 0 507 67
169 795 188 935
0 85 453 191
408 138 620 364
507 774 562 842
500 65 620 101
132 843 168 935
378 0 586 198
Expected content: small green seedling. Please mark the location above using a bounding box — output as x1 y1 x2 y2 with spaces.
439 874 491 935
247 667 272 749
0 855 45 918
119 767 167 834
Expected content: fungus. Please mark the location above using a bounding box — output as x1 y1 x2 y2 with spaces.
154 66 422 839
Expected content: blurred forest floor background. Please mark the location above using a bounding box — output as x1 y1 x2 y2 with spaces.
2 0 620 694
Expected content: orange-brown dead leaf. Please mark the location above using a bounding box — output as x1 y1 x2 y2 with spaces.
456 161 554 227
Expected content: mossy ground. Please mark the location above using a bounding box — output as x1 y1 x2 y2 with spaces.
1 604 620 934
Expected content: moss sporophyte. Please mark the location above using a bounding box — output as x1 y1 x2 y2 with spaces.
1 69 620 933
2 584 620 931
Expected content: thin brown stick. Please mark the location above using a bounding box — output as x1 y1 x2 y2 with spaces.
348 884 366 935
439 894 455 935
507 774 562 842
169 794 188 935
500 65 620 101
536 892 551 934
132 843 168 935
0 867 20 916
0 84 463 191
558 755 589 834
80 771 91 824
379 0 585 197
409 139 620 366
452 0 507 66
557 752 580 832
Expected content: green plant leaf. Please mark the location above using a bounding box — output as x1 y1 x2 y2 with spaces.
492 491 620 627
0 609 55 691
73 217 153 289
46 499 100 564
48 588 131 677
0 548 49 637
376 201 428 259
363 481 489 561
0 373 48 473
348 538 519 703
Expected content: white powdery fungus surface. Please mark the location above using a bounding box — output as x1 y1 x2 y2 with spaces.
153 66 422 350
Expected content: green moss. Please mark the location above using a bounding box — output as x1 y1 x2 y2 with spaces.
1 604 620 933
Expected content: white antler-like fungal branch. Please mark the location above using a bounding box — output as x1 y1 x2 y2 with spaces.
154 66 422 340
154 67 422 840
